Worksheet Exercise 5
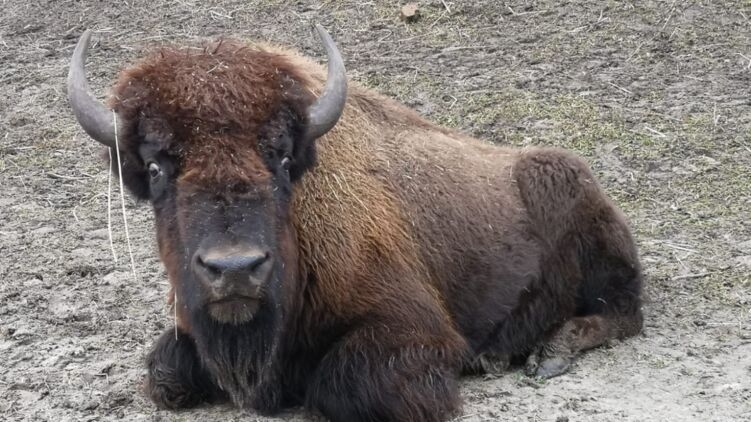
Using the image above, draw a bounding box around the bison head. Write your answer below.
[68,27,347,328]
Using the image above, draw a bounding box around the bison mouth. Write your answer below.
[207,295,262,325]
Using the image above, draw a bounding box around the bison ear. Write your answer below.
[118,152,152,199]
[99,147,151,200]
[289,127,317,182]
[279,24,345,182]
[272,82,316,182]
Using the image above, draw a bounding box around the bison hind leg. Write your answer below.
[524,233,644,378]
[526,217,644,378]
[514,147,644,379]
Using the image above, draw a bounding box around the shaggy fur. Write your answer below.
[100,38,643,422]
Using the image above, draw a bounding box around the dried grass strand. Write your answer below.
[113,111,138,281]
[174,292,178,340]
[106,148,119,264]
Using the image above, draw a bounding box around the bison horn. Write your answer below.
[68,29,120,149]
[305,25,348,141]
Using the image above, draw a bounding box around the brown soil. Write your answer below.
[1,1,749,421]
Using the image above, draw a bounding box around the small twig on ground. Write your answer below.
[706,322,745,327]
[644,126,667,138]
[209,9,233,20]
[713,103,721,127]
[662,243,698,254]
[440,0,451,13]
[76,169,95,178]
[377,31,392,43]
[596,8,608,24]
[736,53,751,70]
[46,172,86,181]
[451,413,479,421]
[446,95,458,109]
[672,272,710,281]
[684,75,706,82]
[674,254,688,271]
[669,27,678,40]
[441,45,492,53]
[626,42,643,61]
[607,81,633,95]
[429,10,448,29]
[661,0,678,32]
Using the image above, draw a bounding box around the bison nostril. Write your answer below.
[196,256,222,279]
[196,250,270,278]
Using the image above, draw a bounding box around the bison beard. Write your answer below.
[150,310,286,411]
[68,27,645,422]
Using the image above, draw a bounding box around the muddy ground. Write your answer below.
[1,0,750,421]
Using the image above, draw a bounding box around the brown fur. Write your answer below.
[100,37,644,422]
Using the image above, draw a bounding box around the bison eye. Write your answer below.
[280,156,292,171]
[148,162,162,180]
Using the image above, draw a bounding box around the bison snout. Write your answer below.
[193,246,273,294]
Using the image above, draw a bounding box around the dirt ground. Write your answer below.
[1,0,749,421]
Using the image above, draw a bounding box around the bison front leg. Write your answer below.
[145,328,225,409]
[306,325,465,422]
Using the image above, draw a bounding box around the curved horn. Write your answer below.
[68,29,119,148]
[305,25,348,141]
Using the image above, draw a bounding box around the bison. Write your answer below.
[67,26,643,422]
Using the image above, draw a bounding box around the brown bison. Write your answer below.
[67,26,643,422]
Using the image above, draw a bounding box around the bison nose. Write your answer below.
[194,247,271,284]
[201,253,268,274]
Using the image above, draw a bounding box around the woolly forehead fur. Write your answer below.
[109,39,315,187]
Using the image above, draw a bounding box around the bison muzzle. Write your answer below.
[67,25,644,422]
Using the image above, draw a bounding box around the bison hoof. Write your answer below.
[531,356,571,379]
[525,346,572,379]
